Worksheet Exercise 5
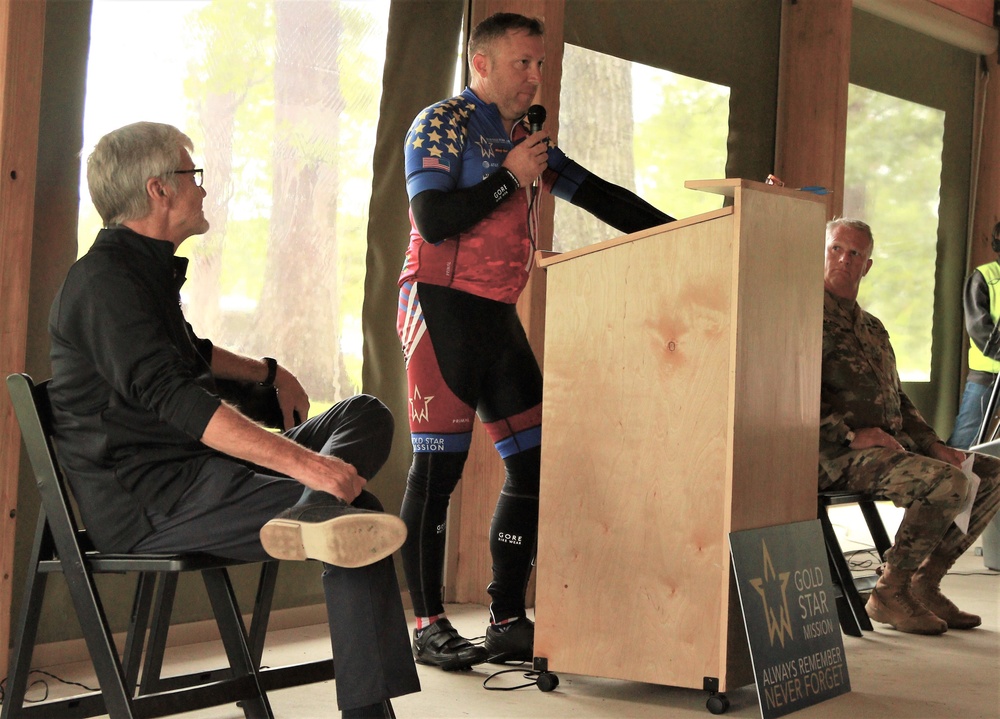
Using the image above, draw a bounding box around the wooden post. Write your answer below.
[773,0,852,219]
[969,51,1000,270]
[446,0,564,606]
[0,0,46,674]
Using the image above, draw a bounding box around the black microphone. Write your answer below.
[527,104,546,134]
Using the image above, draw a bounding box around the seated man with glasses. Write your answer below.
[48,121,419,719]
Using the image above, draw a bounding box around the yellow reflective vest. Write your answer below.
[969,261,1000,373]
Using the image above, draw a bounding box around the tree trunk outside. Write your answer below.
[553,45,635,252]
[257,0,351,399]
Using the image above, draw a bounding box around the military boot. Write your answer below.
[910,554,982,630]
[865,564,948,635]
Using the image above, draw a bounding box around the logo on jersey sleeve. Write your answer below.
[409,385,434,423]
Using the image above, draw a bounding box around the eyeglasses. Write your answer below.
[174,168,204,187]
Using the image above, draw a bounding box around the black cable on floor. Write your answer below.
[0,669,100,706]
[482,666,542,691]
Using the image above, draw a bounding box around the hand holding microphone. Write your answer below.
[527,104,546,134]
[503,104,549,187]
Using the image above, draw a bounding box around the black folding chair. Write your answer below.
[818,490,893,637]
[2,373,334,719]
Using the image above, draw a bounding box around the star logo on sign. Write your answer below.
[749,540,795,648]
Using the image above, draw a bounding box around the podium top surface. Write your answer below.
[684,177,829,204]
[538,179,828,269]
[537,207,731,268]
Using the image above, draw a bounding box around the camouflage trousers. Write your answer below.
[820,448,1000,571]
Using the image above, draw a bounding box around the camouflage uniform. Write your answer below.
[820,290,1000,571]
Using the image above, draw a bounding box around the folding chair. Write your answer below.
[2,373,335,719]
[818,489,893,637]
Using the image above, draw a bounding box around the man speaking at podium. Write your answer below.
[395,12,673,670]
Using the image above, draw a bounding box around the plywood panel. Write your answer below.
[536,181,825,693]
[729,188,825,533]
[536,215,737,687]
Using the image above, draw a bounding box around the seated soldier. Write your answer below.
[819,218,1000,635]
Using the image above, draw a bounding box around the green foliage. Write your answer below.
[845,84,945,381]
[555,46,730,252]
[633,68,730,219]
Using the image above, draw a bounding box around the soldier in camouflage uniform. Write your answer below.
[820,218,1000,635]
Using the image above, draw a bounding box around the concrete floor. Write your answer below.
[8,512,1000,719]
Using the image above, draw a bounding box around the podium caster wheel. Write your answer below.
[706,693,729,714]
[536,672,560,692]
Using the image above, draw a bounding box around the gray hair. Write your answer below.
[468,12,544,65]
[826,217,874,253]
[86,122,193,226]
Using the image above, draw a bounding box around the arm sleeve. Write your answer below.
[819,400,854,449]
[410,168,521,244]
[964,270,1000,357]
[544,144,674,234]
[899,390,943,453]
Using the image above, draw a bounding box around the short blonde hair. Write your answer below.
[826,217,874,254]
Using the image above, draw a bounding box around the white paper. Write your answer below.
[954,454,981,534]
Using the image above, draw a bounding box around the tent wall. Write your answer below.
[0,0,998,667]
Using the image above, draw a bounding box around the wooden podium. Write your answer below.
[533,179,827,695]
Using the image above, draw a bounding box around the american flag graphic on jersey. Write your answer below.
[397,281,426,368]
[407,99,470,176]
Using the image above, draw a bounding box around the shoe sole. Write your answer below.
[413,653,484,671]
[260,513,406,568]
[486,650,532,665]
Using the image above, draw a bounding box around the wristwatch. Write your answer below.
[844,429,856,446]
[260,357,278,387]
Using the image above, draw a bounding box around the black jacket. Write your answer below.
[48,227,222,551]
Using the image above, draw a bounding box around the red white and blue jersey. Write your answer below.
[400,87,550,305]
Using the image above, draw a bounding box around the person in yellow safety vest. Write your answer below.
[948,221,1000,449]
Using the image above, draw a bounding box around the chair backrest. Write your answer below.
[6,373,93,559]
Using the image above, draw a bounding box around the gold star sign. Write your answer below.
[749,540,795,648]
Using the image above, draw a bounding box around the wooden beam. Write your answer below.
[774,0,852,219]
[970,51,1000,270]
[0,0,46,675]
[855,0,998,54]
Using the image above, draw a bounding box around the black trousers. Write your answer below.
[132,395,420,711]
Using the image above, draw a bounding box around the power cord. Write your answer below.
[483,666,545,691]
[0,669,100,705]
[847,548,880,571]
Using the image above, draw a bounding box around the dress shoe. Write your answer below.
[412,618,487,671]
[485,617,534,664]
[260,497,406,568]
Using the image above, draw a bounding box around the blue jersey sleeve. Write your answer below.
[404,98,468,200]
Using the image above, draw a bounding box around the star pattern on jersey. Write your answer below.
[407,97,473,172]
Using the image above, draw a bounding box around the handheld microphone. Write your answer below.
[527,105,546,134]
